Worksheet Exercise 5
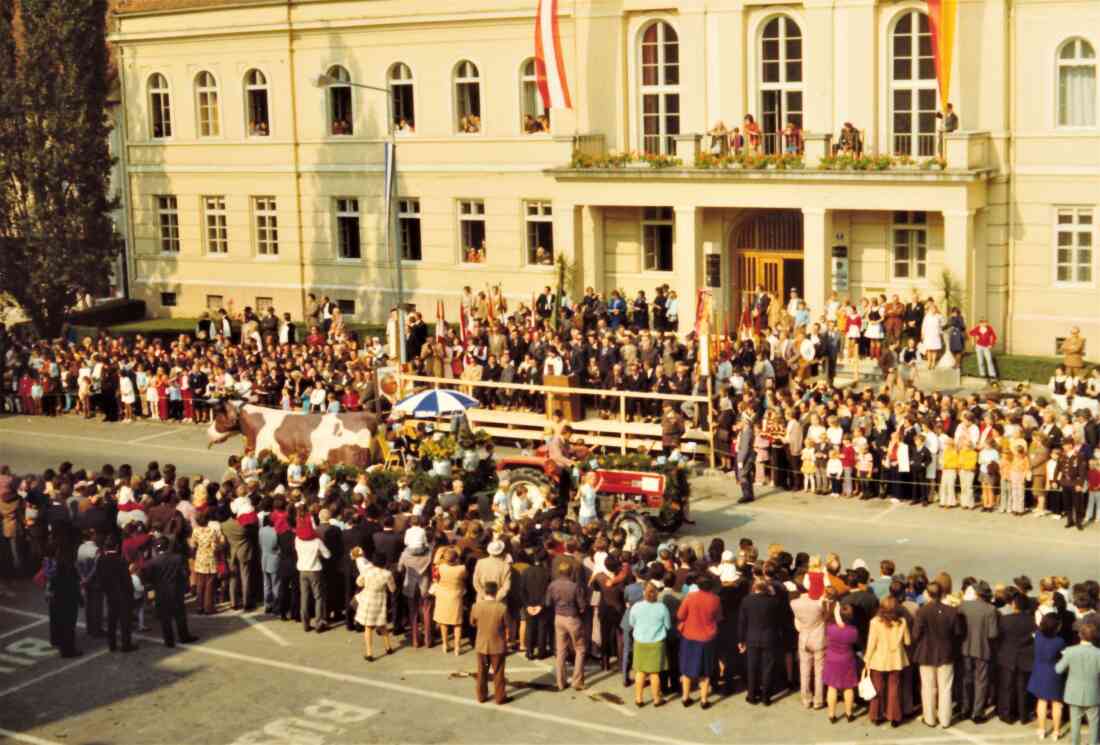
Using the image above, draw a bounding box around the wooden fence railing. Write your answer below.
[395,372,716,467]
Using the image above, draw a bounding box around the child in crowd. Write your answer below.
[958,440,978,509]
[826,450,843,497]
[1006,445,1029,515]
[979,438,1000,511]
[130,562,149,631]
[856,442,874,498]
[800,440,817,494]
[840,436,856,497]
[814,437,830,495]
[1086,457,1100,525]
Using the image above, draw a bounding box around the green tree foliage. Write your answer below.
[0,0,122,337]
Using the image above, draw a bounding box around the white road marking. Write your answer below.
[239,611,291,648]
[0,619,48,640]
[0,428,218,458]
[868,501,905,523]
[0,728,68,745]
[127,427,188,444]
[143,636,679,742]
[0,607,48,620]
[0,648,109,699]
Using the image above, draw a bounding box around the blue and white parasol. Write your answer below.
[393,389,480,418]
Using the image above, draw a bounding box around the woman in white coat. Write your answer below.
[920,302,944,370]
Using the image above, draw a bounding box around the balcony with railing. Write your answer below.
[553,129,995,183]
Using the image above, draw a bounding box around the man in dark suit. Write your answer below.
[1056,435,1090,529]
[98,535,135,652]
[736,414,756,504]
[913,581,962,728]
[142,537,198,647]
[959,581,998,723]
[995,591,1035,724]
[751,285,771,332]
[738,578,783,705]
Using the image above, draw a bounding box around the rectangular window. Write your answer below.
[337,299,356,316]
[247,90,269,136]
[206,294,224,310]
[393,84,414,129]
[459,199,486,263]
[253,196,278,256]
[1055,207,1094,284]
[398,198,422,261]
[157,195,180,253]
[642,207,674,272]
[203,196,228,254]
[160,292,178,307]
[330,87,353,135]
[525,201,554,265]
[892,210,928,279]
[256,296,274,313]
[336,198,361,259]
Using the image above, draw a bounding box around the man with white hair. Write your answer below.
[473,539,511,601]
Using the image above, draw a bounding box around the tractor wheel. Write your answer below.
[612,511,652,553]
[501,467,553,508]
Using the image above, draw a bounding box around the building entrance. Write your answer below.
[732,210,804,326]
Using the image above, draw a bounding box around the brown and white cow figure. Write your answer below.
[207,402,382,468]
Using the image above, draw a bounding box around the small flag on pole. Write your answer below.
[535,0,572,110]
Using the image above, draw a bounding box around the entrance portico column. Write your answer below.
[802,207,832,323]
[943,209,976,321]
[674,206,702,335]
[555,202,580,296]
[579,205,604,295]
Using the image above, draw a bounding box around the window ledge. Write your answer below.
[206,252,230,258]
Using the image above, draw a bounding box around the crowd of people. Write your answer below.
[2,281,1099,534]
[1,455,1099,741]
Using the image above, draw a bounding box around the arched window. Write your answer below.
[388,63,415,132]
[195,71,220,137]
[890,9,937,157]
[244,69,269,137]
[1058,38,1097,127]
[148,73,172,139]
[454,60,481,133]
[639,21,680,155]
[520,58,549,134]
[326,65,353,135]
[759,16,802,154]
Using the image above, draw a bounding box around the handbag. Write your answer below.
[858,668,877,700]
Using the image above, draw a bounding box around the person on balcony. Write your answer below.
[783,119,803,154]
[743,114,762,153]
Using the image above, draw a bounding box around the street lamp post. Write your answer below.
[313,73,405,365]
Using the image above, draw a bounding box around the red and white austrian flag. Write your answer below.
[535,0,572,110]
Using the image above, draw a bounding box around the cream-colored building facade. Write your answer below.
[110,0,1100,356]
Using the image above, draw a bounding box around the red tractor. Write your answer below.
[495,445,684,548]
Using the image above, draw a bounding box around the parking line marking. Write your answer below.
[0,428,218,458]
[0,728,67,745]
[145,638,686,742]
[0,619,49,640]
[127,428,187,444]
[0,649,108,699]
[239,612,291,648]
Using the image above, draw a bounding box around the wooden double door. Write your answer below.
[736,250,804,323]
